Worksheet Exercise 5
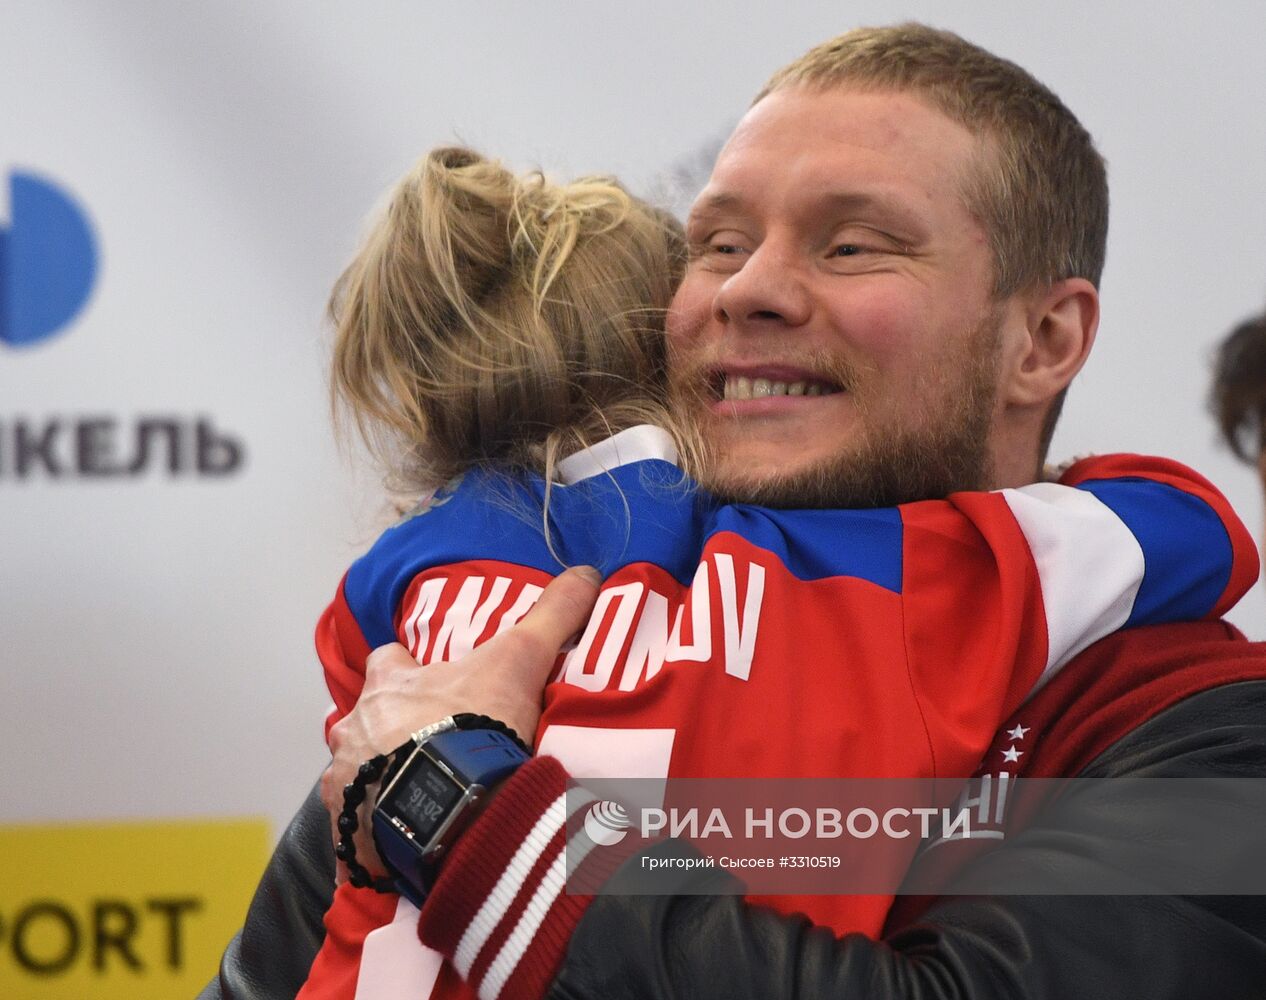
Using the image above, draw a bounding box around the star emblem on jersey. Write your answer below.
[1001,745,1023,763]
[1006,724,1030,741]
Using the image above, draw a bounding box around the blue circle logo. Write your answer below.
[0,171,99,348]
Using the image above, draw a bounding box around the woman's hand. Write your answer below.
[320,565,602,879]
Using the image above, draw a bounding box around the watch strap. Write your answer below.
[428,728,531,786]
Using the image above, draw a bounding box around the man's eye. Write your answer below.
[832,244,863,257]
[688,240,749,270]
[688,240,744,259]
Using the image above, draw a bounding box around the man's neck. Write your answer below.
[986,422,1044,490]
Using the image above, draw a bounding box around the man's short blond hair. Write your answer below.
[757,23,1108,299]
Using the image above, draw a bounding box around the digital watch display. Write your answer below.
[372,726,529,907]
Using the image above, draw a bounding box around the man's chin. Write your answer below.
[701,459,881,510]
[700,457,836,509]
[700,434,994,510]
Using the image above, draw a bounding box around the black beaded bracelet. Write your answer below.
[337,751,398,892]
[336,713,530,895]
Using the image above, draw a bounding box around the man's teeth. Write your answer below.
[722,376,840,400]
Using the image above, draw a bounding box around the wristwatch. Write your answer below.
[372,718,530,907]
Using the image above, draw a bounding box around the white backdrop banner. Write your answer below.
[3,1,1266,994]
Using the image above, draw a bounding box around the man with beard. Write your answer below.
[204,23,1266,1000]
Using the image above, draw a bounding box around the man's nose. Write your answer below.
[712,242,813,329]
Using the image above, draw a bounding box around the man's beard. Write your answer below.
[675,311,1002,510]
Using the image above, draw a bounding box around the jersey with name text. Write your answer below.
[299,429,1257,1000]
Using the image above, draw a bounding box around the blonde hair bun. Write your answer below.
[330,146,691,493]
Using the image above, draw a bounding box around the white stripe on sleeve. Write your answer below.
[453,792,569,977]
[480,819,604,1000]
[1001,483,1145,691]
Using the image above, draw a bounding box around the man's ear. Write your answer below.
[1004,277,1099,407]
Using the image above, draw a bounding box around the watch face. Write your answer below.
[389,754,465,842]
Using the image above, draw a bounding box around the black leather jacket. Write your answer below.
[201,634,1266,999]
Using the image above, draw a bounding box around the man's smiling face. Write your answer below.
[668,86,1017,507]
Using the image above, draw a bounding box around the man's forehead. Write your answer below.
[694,95,976,212]
[730,86,969,152]
[687,87,985,227]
